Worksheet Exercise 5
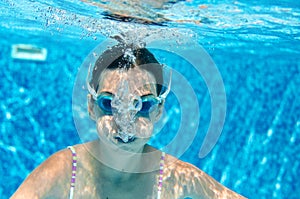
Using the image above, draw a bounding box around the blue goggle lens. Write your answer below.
[96,94,159,117]
[96,95,113,114]
[138,97,159,116]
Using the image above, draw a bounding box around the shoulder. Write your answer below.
[11,147,74,199]
[162,154,246,199]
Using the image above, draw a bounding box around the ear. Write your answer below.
[87,94,97,121]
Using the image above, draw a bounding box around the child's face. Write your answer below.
[93,67,159,151]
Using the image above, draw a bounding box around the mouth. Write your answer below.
[114,136,136,143]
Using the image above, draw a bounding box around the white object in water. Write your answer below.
[11,44,47,61]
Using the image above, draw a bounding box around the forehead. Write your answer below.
[98,67,157,96]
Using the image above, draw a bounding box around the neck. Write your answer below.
[86,140,159,182]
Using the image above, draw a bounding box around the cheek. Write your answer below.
[96,115,154,139]
[96,116,117,138]
[94,105,108,119]
[135,118,154,139]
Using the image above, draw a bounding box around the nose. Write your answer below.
[111,94,142,124]
[110,78,142,142]
[111,78,142,118]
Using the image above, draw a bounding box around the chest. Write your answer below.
[72,169,160,199]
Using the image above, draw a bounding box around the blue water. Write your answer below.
[1,0,300,198]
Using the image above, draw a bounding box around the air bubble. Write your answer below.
[111,77,142,142]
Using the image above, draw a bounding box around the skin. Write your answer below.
[11,66,247,199]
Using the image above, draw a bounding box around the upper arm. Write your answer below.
[188,165,244,199]
[162,157,246,199]
[186,164,246,199]
[11,149,72,199]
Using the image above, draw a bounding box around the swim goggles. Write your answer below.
[95,93,164,117]
[87,66,172,118]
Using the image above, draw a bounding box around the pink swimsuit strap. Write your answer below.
[67,146,77,199]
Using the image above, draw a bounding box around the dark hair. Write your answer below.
[90,45,163,95]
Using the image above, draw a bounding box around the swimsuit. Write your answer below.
[67,146,77,199]
[67,146,165,199]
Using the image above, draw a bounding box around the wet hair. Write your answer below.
[90,45,163,95]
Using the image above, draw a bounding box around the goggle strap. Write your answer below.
[159,69,172,101]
